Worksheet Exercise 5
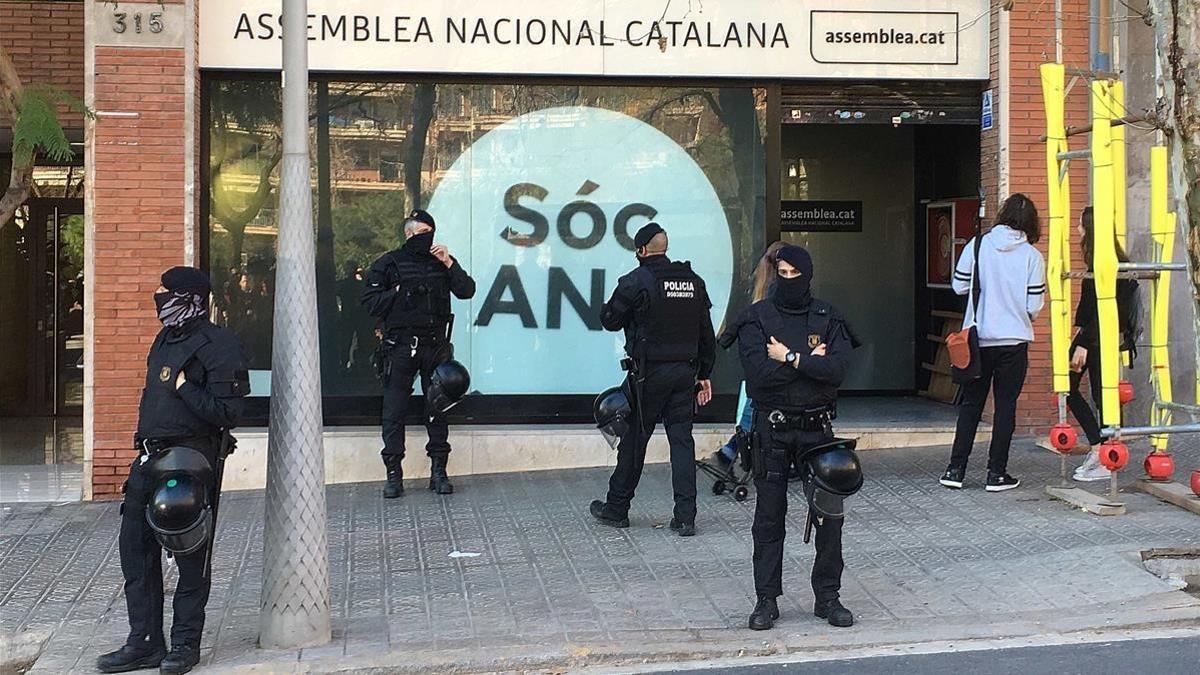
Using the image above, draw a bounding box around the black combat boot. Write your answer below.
[669,518,696,537]
[382,455,403,499]
[429,455,454,494]
[589,500,630,528]
[158,644,200,674]
[96,638,166,673]
[814,599,854,627]
[748,596,780,630]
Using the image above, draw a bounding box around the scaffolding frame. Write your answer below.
[1039,63,1191,509]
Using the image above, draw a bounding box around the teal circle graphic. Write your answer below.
[430,105,732,395]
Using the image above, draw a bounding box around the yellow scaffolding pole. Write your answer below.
[1148,147,1173,450]
[1091,81,1122,427]
[1041,63,1073,397]
[1110,82,1128,250]
[1109,82,1134,369]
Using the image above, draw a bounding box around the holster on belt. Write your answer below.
[749,425,767,479]
[374,337,397,384]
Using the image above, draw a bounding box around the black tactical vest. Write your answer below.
[382,249,452,336]
[746,299,838,410]
[631,261,705,363]
[136,321,246,448]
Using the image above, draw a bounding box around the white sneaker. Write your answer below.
[1074,450,1100,477]
[1073,463,1112,482]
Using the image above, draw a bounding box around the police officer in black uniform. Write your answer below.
[589,223,716,536]
[98,267,249,674]
[730,245,860,630]
[362,209,476,498]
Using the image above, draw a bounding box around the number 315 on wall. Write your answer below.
[112,11,164,34]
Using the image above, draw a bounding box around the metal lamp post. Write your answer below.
[258,0,331,650]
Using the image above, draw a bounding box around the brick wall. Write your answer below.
[90,43,189,498]
[980,1,1001,219]
[0,0,85,125]
[983,3,1093,438]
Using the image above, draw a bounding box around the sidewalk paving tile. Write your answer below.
[3,439,1199,673]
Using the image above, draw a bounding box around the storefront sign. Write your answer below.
[780,201,862,233]
[199,0,989,80]
[429,106,732,394]
[810,11,959,65]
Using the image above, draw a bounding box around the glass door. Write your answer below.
[0,199,84,416]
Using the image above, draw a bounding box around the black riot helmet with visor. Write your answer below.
[594,386,633,449]
[427,360,471,416]
[144,446,215,555]
[800,438,864,519]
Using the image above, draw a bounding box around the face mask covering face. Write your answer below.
[155,290,207,327]
[774,273,811,309]
[405,231,435,255]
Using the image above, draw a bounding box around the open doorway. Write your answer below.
[775,106,981,429]
[1,197,85,502]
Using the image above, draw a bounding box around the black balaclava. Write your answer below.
[405,231,435,256]
[773,244,813,310]
[156,266,210,328]
[404,209,436,256]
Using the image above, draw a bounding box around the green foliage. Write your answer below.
[332,190,406,272]
[60,214,85,270]
[11,86,90,166]
[210,79,281,133]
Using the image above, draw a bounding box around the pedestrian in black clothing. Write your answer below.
[1068,206,1137,482]
[97,267,249,675]
[589,222,716,536]
[336,261,375,374]
[726,244,861,630]
[362,209,476,498]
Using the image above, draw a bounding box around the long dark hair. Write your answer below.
[1080,206,1129,270]
[994,193,1041,244]
[750,241,787,303]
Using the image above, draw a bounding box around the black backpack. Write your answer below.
[1116,278,1141,357]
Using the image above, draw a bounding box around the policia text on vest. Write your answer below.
[588,223,717,537]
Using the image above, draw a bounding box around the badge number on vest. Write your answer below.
[663,280,695,299]
[159,366,171,382]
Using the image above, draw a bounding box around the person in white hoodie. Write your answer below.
[940,194,1046,492]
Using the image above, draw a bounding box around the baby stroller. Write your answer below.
[696,384,753,502]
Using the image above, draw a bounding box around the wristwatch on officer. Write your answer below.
[785,350,798,366]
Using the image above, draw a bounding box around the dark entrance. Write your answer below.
[1,197,86,502]
[0,198,85,417]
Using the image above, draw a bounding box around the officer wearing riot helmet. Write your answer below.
[590,222,716,536]
[725,245,862,630]
[362,209,476,498]
[97,267,249,675]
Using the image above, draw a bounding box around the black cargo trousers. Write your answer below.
[118,450,215,651]
[605,361,699,524]
[750,413,844,604]
[380,334,452,460]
